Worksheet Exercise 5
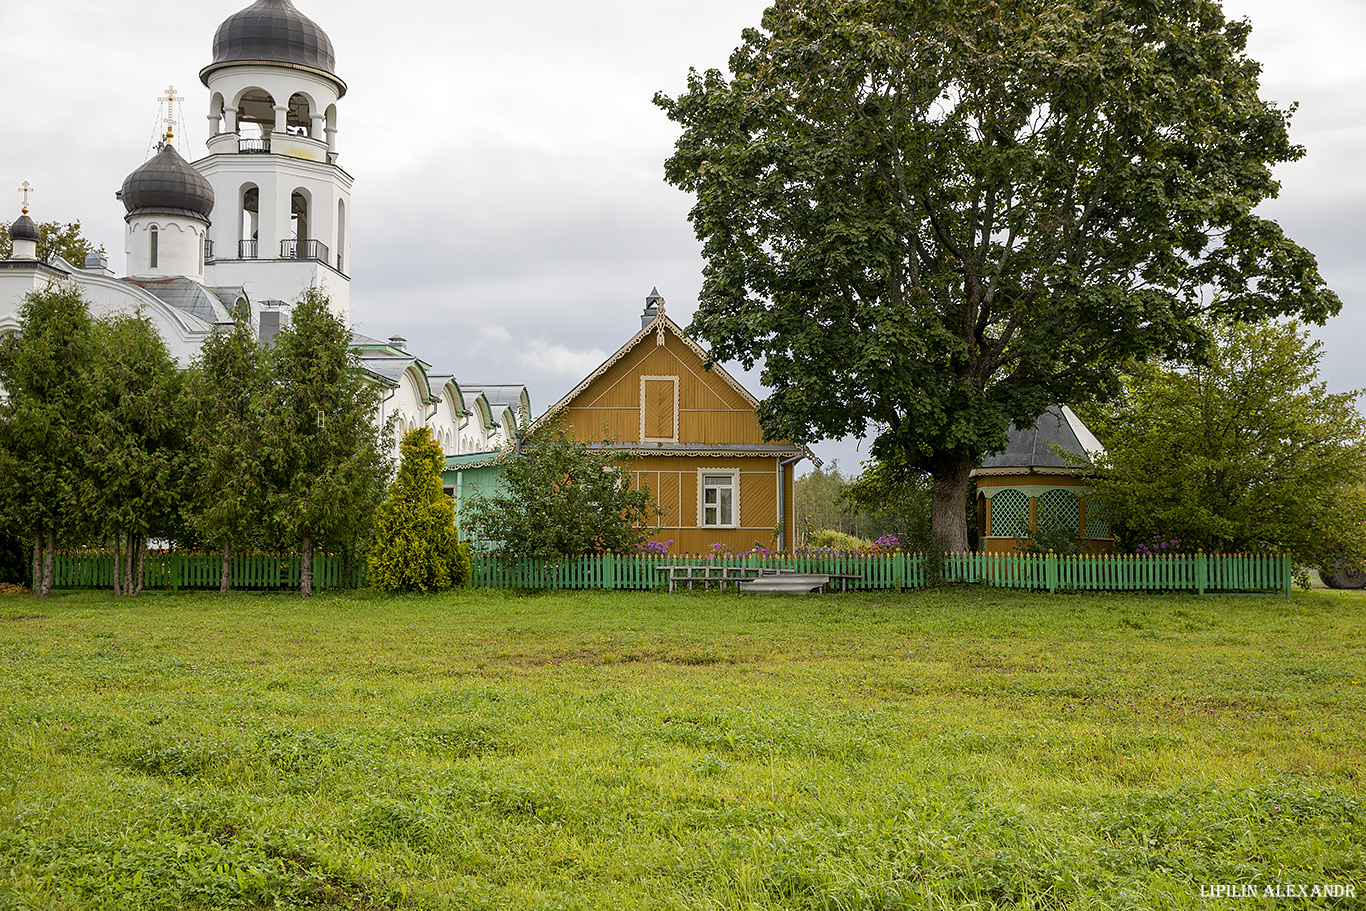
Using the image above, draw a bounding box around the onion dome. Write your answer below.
[120,144,215,223]
[201,0,342,92]
[9,211,39,242]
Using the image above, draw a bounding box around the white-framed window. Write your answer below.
[698,469,740,527]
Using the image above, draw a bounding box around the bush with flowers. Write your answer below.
[634,539,673,556]
[1133,535,1181,556]
[793,532,908,558]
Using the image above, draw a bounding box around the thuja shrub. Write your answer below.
[370,427,470,592]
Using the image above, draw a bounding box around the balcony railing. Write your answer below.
[238,138,271,154]
[239,239,258,259]
[280,239,330,263]
[203,238,214,262]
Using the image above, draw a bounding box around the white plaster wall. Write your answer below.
[125,216,206,279]
[197,151,352,320]
[204,257,348,318]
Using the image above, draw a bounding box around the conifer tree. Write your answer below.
[0,286,99,596]
[371,427,470,592]
[187,299,268,592]
[87,311,189,595]
[264,288,388,596]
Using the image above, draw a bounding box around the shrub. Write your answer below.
[370,428,469,592]
[806,529,870,552]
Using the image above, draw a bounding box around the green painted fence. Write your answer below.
[468,551,1291,597]
[50,551,367,592]
[49,550,1290,596]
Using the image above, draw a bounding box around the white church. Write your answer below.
[0,0,526,460]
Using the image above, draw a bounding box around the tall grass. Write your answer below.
[1,587,1363,909]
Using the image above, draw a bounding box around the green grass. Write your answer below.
[1,586,1363,909]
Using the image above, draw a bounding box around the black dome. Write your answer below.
[204,0,340,86]
[9,213,39,242]
[120,145,215,223]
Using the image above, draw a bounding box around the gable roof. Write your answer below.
[972,405,1105,476]
[534,312,759,431]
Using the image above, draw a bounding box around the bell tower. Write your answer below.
[196,0,352,321]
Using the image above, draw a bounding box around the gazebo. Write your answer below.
[971,405,1112,553]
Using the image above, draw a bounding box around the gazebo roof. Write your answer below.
[973,405,1104,476]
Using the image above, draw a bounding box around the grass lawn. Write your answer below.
[1,586,1363,909]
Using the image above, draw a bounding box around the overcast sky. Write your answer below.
[2,0,1362,474]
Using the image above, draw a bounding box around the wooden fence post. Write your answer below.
[1196,552,1207,596]
[1046,551,1057,594]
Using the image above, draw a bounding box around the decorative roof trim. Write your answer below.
[970,466,1096,478]
[199,60,347,97]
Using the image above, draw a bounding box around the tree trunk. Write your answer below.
[220,541,232,593]
[133,536,146,596]
[41,530,55,598]
[300,534,313,598]
[929,458,974,553]
[112,535,123,597]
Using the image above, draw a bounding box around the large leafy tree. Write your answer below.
[0,286,99,596]
[370,427,470,592]
[464,424,662,559]
[264,288,388,597]
[1083,320,1366,570]
[0,220,104,267]
[87,311,191,595]
[187,300,270,592]
[656,0,1340,549]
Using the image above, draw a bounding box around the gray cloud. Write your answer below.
[3,0,1363,478]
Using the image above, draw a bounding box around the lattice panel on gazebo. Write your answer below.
[1036,489,1081,535]
[990,489,1029,538]
[1084,499,1110,539]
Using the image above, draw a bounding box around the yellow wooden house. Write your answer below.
[532,291,812,555]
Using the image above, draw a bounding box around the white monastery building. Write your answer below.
[0,0,525,458]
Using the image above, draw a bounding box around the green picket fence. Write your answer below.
[48,550,1289,596]
[50,551,367,592]
[468,551,1291,596]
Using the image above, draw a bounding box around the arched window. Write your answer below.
[239,185,259,258]
[286,93,313,136]
[234,88,276,140]
[208,93,225,135]
[290,190,309,241]
[336,199,346,272]
[149,225,159,269]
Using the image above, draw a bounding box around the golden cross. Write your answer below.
[17,181,32,214]
[159,85,183,141]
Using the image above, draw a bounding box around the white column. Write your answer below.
[273,104,288,134]
[310,113,325,140]
[224,106,239,132]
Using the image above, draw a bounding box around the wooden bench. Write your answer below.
[654,565,862,593]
